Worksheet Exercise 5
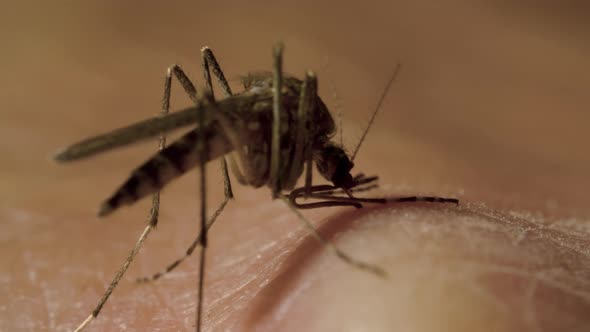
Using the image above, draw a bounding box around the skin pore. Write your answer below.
[1,1,590,331]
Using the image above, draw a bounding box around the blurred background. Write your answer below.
[1,1,589,331]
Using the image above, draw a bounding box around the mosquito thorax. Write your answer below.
[240,71,346,190]
[241,71,336,138]
[315,143,355,189]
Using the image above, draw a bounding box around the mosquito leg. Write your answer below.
[288,185,364,209]
[387,196,459,205]
[270,42,284,197]
[74,224,155,332]
[166,64,200,103]
[202,46,272,188]
[288,70,316,195]
[73,66,175,331]
[128,50,238,331]
[200,46,234,200]
[289,181,458,209]
[194,52,234,332]
[147,94,262,331]
[195,95,208,332]
[135,197,230,283]
[280,196,387,278]
[304,151,313,196]
[303,194,458,210]
[200,46,233,98]
[281,185,455,282]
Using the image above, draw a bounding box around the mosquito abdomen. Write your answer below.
[98,125,236,217]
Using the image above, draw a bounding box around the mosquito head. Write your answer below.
[315,143,356,189]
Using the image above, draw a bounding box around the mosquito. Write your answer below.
[55,43,458,332]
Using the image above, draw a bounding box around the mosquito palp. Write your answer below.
[57,43,458,332]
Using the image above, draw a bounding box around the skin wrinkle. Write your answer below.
[243,203,590,330]
[476,269,589,331]
[204,232,301,331]
[459,204,590,256]
[418,208,590,300]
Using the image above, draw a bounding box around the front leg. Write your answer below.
[200,46,234,199]
[288,175,458,210]
[270,42,284,197]
[71,63,191,331]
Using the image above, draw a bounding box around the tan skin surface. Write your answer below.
[2,1,590,331]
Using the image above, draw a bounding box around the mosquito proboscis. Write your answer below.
[55,43,458,332]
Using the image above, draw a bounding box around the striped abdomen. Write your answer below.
[98,125,235,217]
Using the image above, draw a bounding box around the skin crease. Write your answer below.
[1,1,590,331]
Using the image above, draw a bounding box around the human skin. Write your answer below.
[1,1,590,331]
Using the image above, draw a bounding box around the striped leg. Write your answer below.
[277,73,387,279]
[201,46,234,200]
[270,42,284,197]
[288,176,459,209]
[131,47,238,331]
[73,65,186,331]
[289,70,316,195]
[281,196,387,277]
[195,85,208,332]
[134,47,240,284]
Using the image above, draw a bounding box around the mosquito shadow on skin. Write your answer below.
[243,201,459,328]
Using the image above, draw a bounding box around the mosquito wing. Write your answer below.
[54,91,273,162]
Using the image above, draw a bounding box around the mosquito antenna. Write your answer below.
[351,63,402,161]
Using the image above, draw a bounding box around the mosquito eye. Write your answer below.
[330,156,354,188]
